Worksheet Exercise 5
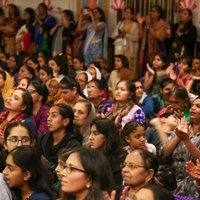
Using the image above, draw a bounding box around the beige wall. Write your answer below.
[4,0,117,37]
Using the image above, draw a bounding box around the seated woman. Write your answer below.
[17,77,31,90]
[106,80,145,129]
[114,149,158,200]
[60,146,113,200]
[132,79,153,117]
[28,80,49,136]
[46,78,61,106]
[89,118,126,186]
[37,104,82,185]
[121,121,156,154]
[39,65,53,86]
[96,57,110,82]
[26,57,40,77]
[157,85,191,121]
[0,88,37,136]
[160,98,200,183]
[75,71,92,97]
[3,146,58,200]
[7,55,23,80]
[151,78,175,117]
[17,65,36,83]
[57,76,85,108]
[108,55,134,96]
[48,58,65,79]
[190,57,200,77]
[73,100,96,146]
[0,71,14,99]
[68,56,86,79]
[38,56,49,68]
[87,79,112,115]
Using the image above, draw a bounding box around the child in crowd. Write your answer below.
[144,52,167,96]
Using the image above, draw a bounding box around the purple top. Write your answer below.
[30,103,50,136]
[173,195,200,200]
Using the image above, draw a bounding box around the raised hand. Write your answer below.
[166,63,174,76]
[169,70,176,81]
[120,186,129,200]
[114,110,122,127]
[145,15,151,25]
[146,63,155,75]
[166,26,171,35]
[186,161,197,179]
[175,116,190,141]
[164,105,173,113]
[136,13,144,24]
[103,190,116,200]
[56,22,64,27]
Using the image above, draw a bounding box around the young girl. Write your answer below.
[39,66,53,86]
[170,56,192,88]
[3,146,58,200]
[190,57,200,77]
[121,121,156,154]
[144,52,167,96]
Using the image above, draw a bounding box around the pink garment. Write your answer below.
[22,31,31,52]
[175,74,190,86]
[121,104,142,127]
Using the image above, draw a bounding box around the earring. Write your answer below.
[145,179,149,185]
[86,184,90,188]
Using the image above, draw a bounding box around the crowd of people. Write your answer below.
[0,1,199,200]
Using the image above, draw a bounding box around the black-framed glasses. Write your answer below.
[48,84,59,90]
[169,101,180,105]
[7,138,31,147]
[61,163,86,174]
[28,89,37,94]
[120,162,146,170]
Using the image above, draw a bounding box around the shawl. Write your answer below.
[76,71,92,98]
[97,99,113,114]
[0,110,25,134]
[46,78,61,104]
[37,131,74,164]
[106,100,135,121]
[92,66,102,80]
[2,71,14,99]
[80,101,96,147]
[84,21,107,60]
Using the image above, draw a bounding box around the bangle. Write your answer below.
[190,77,195,82]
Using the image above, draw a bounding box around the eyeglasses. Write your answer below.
[124,11,131,14]
[48,84,59,90]
[76,79,86,83]
[120,162,146,170]
[28,89,37,94]
[60,163,86,174]
[8,59,16,62]
[7,138,31,147]
[87,86,97,90]
[169,101,180,105]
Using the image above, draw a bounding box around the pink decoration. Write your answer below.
[86,0,100,10]
[111,0,126,10]
[0,0,9,8]
[179,0,197,10]
[43,0,53,11]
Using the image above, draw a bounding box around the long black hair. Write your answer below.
[24,7,35,29]
[90,118,125,166]
[8,146,58,200]
[51,104,83,144]
[61,146,113,200]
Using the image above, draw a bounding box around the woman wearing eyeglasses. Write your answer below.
[37,104,82,186]
[114,149,158,200]
[112,7,139,76]
[3,146,58,200]
[46,78,61,106]
[28,80,49,136]
[60,146,113,200]
[87,79,112,115]
[0,88,37,138]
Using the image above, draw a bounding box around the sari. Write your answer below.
[2,17,21,55]
[33,14,55,54]
[84,21,107,67]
